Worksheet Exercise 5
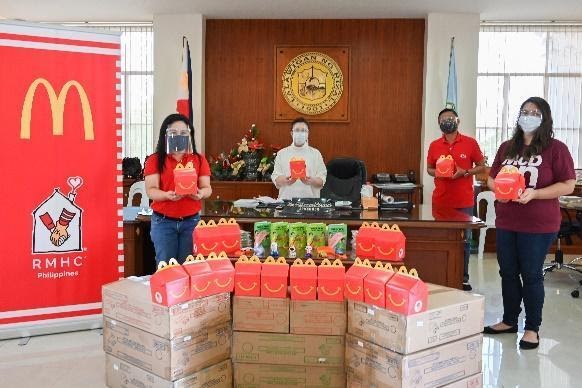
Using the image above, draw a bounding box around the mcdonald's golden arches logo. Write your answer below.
[20,78,94,140]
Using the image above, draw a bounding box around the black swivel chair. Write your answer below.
[543,208,582,297]
[321,158,367,206]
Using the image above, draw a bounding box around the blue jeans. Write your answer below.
[458,207,473,283]
[150,213,200,265]
[496,228,557,332]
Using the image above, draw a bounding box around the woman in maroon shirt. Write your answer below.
[484,97,575,349]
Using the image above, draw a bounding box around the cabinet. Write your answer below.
[210,181,278,200]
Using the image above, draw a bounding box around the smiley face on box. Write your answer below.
[375,224,406,261]
[193,218,241,256]
[234,255,262,296]
[494,165,526,201]
[363,261,395,309]
[182,255,215,299]
[317,258,346,302]
[150,258,191,306]
[289,158,306,179]
[261,256,289,298]
[384,267,428,315]
[290,258,317,300]
[435,154,455,178]
[345,258,373,302]
[173,160,198,196]
[206,252,235,294]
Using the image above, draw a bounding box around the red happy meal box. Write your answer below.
[290,258,317,300]
[289,157,307,179]
[317,258,346,302]
[173,160,198,196]
[494,165,526,200]
[261,256,289,298]
[374,224,406,261]
[363,261,395,308]
[385,267,428,315]
[345,258,373,302]
[149,259,191,306]
[234,255,262,296]
[435,154,455,178]
[182,254,215,299]
[355,222,378,259]
[193,218,241,256]
[206,251,235,294]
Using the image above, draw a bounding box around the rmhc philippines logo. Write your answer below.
[20,77,94,140]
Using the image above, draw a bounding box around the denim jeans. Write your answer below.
[496,228,557,332]
[150,213,200,265]
[457,207,473,283]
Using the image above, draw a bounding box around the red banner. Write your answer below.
[0,21,122,332]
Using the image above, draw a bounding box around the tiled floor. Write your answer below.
[1,253,582,387]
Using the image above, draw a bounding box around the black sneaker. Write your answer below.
[462,282,472,291]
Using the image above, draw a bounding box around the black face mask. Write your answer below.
[439,119,458,134]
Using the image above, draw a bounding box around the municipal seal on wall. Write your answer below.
[282,52,343,115]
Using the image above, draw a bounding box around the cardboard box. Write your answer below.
[193,218,241,256]
[103,317,231,381]
[289,158,307,179]
[261,256,289,299]
[106,354,232,388]
[347,284,485,354]
[374,224,406,261]
[234,255,263,297]
[233,363,346,388]
[233,295,290,333]
[345,258,373,302]
[150,259,191,306]
[290,299,346,335]
[345,333,482,388]
[232,332,344,367]
[317,258,345,302]
[363,262,395,308]
[442,372,483,388]
[494,166,526,201]
[102,277,231,339]
[182,256,215,299]
[384,269,428,315]
[173,163,198,196]
[290,258,318,300]
[206,252,235,294]
[435,154,455,178]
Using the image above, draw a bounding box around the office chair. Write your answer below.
[321,157,367,205]
[543,208,582,297]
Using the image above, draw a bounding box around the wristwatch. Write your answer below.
[463,170,470,177]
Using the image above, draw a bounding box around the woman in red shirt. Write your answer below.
[484,97,575,350]
[144,113,212,265]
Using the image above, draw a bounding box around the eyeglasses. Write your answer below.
[519,109,542,118]
[167,128,191,136]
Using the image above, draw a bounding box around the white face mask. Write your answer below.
[518,116,542,133]
[292,131,308,146]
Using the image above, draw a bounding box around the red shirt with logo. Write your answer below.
[490,139,575,233]
[144,153,211,218]
[427,132,485,208]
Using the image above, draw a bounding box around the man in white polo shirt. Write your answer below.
[271,117,327,200]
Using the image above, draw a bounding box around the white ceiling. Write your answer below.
[1,0,582,22]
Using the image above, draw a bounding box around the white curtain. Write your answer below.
[477,23,582,168]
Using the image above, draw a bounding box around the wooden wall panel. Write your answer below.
[205,19,425,180]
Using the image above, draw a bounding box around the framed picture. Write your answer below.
[274,46,350,122]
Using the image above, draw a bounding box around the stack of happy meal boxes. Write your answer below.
[231,255,346,387]
[344,259,485,388]
[102,254,235,388]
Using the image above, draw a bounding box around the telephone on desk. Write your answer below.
[373,171,416,184]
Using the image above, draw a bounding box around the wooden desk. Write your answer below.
[210,181,277,201]
[123,202,483,289]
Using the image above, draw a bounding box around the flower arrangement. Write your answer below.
[210,124,280,181]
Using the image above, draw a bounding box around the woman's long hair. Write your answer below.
[154,113,198,173]
[505,96,554,160]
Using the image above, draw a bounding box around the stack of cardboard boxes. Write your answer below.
[345,284,485,387]
[231,296,347,387]
[102,277,233,387]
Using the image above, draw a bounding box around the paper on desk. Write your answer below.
[233,199,259,208]
[255,196,284,204]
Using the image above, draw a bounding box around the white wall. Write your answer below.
[153,14,205,152]
[421,13,480,203]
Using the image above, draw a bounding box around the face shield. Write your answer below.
[165,126,193,154]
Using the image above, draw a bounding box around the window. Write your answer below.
[60,23,154,164]
[477,24,582,167]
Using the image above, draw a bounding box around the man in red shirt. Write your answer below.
[427,108,486,291]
